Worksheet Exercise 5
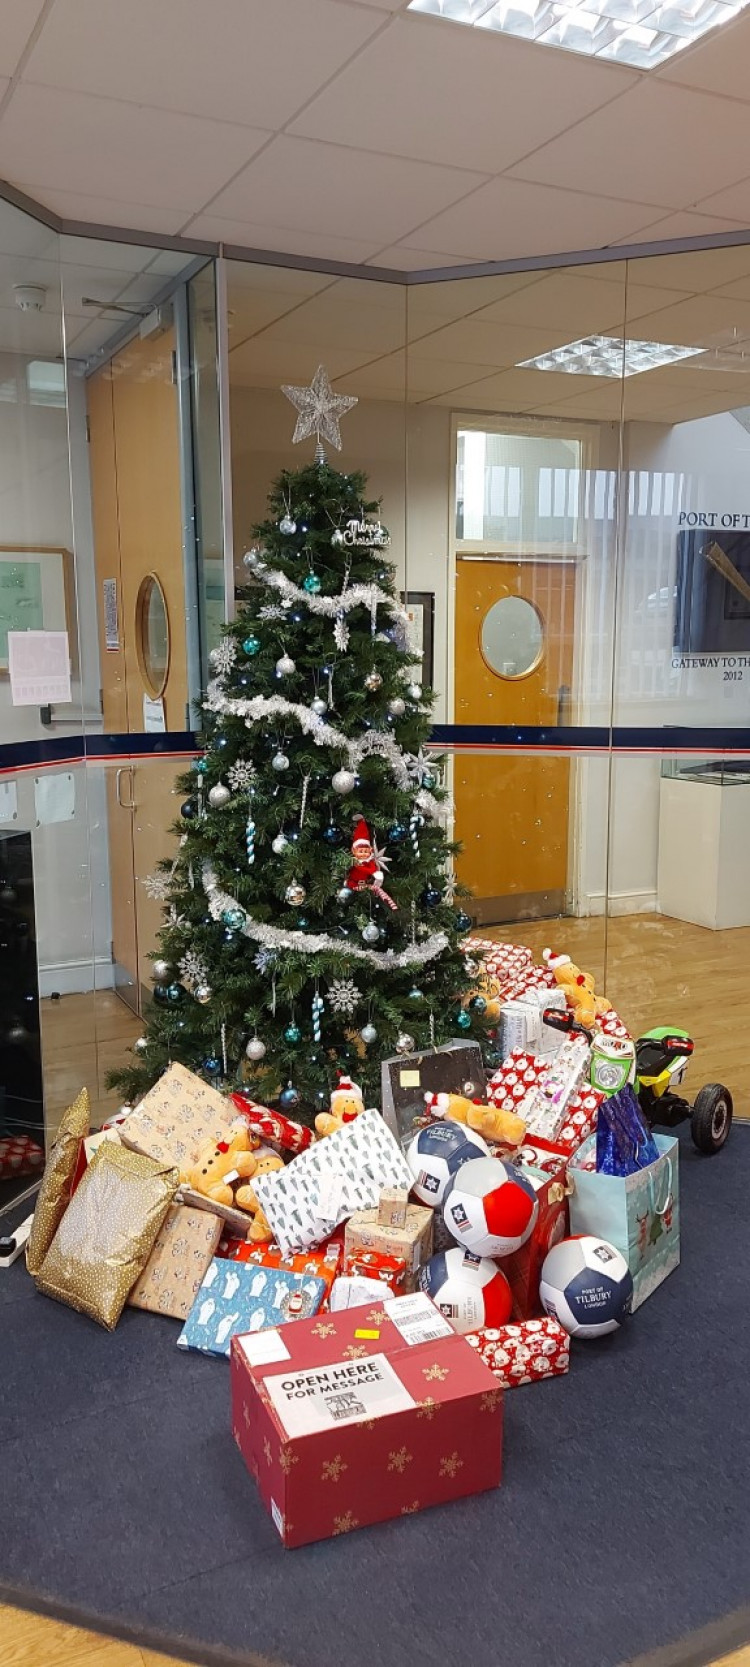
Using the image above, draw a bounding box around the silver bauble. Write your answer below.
[245,1036,267,1061]
[396,1032,415,1054]
[332,768,356,795]
[362,921,380,944]
[361,1022,378,1045]
[364,670,383,692]
[279,515,296,535]
[331,528,345,546]
[285,881,306,905]
[272,751,290,772]
[208,782,231,808]
[336,886,351,904]
[276,654,296,676]
[311,696,327,717]
[134,1036,148,1053]
[152,958,170,981]
[194,984,212,1005]
[272,832,289,854]
[388,696,406,717]
[407,683,423,701]
[243,546,261,569]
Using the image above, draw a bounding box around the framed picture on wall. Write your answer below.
[400,590,435,689]
[0,547,74,674]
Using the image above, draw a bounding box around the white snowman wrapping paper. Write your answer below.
[176,1258,327,1357]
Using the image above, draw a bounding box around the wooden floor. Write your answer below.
[2,1603,749,1667]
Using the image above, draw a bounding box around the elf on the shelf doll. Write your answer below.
[346,818,397,909]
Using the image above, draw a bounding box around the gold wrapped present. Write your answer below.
[26,1088,90,1277]
[344,1203,433,1292]
[35,1142,179,1330]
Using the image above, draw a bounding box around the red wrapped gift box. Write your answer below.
[218,1237,343,1305]
[231,1292,503,1547]
[501,1161,570,1320]
[466,1317,570,1388]
[344,1247,407,1293]
[488,1051,603,1157]
[231,1093,313,1155]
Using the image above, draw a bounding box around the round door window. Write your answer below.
[135,573,170,698]
[480,595,543,680]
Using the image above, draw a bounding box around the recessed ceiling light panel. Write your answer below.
[517,335,704,377]
[407,0,748,67]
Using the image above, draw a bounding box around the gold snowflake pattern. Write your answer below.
[360,1417,377,1431]
[387,1447,413,1474]
[401,1501,421,1516]
[480,1390,503,1412]
[263,1437,273,1466]
[439,1451,464,1479]
[279,1446,299,1474]
[321,1454,348,1483]
[342,1344,368,1360]
[366,1307,387,1326]
[423,1363,449,1382]
[417,1397,441,1420]
[242,1404,252,1428]
[312,1321,336,1339]
[333,1511,360,1535]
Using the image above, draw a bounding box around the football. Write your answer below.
[419,1246,513,1334]
[539,1235,633,1338]
[442,1155,539,1258]
[406,1121,489,1207]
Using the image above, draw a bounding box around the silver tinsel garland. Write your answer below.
[263,567,410,630]
[202,862,449,969]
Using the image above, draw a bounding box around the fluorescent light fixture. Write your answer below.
[517,335,703,377]
[407,0,745,68]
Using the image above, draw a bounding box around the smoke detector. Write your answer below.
[13,284,46,312]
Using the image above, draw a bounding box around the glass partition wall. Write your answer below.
[3,197,750,1217]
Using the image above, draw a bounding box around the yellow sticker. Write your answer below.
[400,1069,421,1087]
[354,1328,380,1339]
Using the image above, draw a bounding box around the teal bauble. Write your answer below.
[166,983,184,1004]
[407,986,423,1003]
[303,573,322,594]
[284,1023,301,1045]
[243,635,260,656]
[223,907,244,930]
[456,1010,472,1031]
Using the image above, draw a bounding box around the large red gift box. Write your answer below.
[501,1159,570,1320]
[466,1317,570,1388]
[231,1292,503,1547]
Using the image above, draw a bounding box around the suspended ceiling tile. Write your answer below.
[406,314,564,367]
[398,178,664,264]
[426,364,591,410]
[22,0,384,130]
[625,291,750,346]
[655,10,750,103]
[59,235,169,272]
[623,244,750,291]
[693,177,750,224]
[183,211,385,267]
[0,303,66,355]
[367,246,461,271]
[474,271,629,334]
[203,136,488,247]
[615,210,749,247]
[0,1,45,76]
[256,294,405,356]
[506,82,750,212]
[534,382,632,418]
[227,337,372,386]
[289,16,636,175]
[0,85,271,213]
[49,192,190,236]
[406,273,543,324]
[337,0,407,8]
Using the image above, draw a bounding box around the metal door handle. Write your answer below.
[116,766,136,810]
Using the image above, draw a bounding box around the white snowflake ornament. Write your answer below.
[228,759,257,793]
[179,950,209,987]
[328,978,360,1016]
[210,638,237,676]
[143,873,170,902]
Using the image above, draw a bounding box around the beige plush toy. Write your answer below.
[543,948,612,1031]
[238,1152,285,1242]
[186,1128,260,1212]
[314,1074,366,1139]
[424,1090,526,1150]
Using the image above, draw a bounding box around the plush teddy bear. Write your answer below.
[186,1127,260,1212]
[543,948,612,1030]
[239,1152,285,1242]
[314,1074,366,1139]
[424,1090,526,1150]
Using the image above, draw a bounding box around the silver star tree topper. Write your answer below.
[282,364,357,458]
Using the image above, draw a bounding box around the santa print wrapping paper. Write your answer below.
[230,1094,313,1156]
[231,1293,503,1548]
[178,1259,328,1358]
[127,1203,223,1319]
[252,1108,412,1258]
[120,1062,237,1173]
[466,1318,570,1388]
[487,1051,603,1155]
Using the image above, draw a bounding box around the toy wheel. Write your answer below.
[691,1084,733,1154]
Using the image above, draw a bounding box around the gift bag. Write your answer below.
[569,1132,679,1310]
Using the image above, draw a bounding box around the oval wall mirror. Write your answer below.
[135,572,170,699]
[480,595,544,680]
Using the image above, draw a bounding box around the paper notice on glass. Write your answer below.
[103,578,119,650]
[34,771,75,826]
[7,631,71,706]
[264,1352,414,1439]
[0,780,17,822]
[143,695,166,733]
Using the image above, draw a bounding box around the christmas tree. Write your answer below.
[111,367,486,1124]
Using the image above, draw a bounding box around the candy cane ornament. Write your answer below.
[312,989,324,1042]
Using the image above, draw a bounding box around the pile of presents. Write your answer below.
[18,940,680,1548]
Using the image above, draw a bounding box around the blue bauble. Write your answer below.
[193,758,208,774]
[454,910,472,933]
[180,799,196,820]
[279,1084,300,1110]
[152,984,169,1005]
[322,824,343,847]
[285,1023,301,1044]
[203,1056,221,1076]
[223,907,244,930]
[243,635,260,656]
[469,994,487,1013]
[166,983,183,1004]
[389,823,407,844]
[303,573,322,594]
[407,986,423,1003]
[297,916,309,928]
[456,1010,472,1031]
[422,885,442,908]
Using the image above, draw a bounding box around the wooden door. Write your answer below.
[88,330,187,1013]
[454,558,576,925]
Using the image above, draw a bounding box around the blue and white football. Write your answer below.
[539,1235,633,1339]
[406,1122,489,1207]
